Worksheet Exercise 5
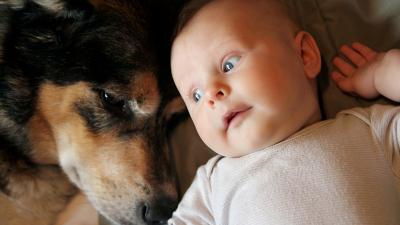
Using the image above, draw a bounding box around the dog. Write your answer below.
[0,0,187,224]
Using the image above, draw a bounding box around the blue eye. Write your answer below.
[192,88,203,103]
[222,55,241,73]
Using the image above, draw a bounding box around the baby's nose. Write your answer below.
[206,88,227,107]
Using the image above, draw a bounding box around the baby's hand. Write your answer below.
[331,42,381,99]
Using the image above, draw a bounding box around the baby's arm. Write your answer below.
[168,163,214,225]
[331,42,400,101]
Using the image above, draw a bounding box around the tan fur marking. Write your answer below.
[27,113,58,164]
[5,165,76,224]
[129,73,160,115]
[29,82,94,165]
[37,82,94,126]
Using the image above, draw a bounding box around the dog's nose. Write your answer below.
[141,197,177,224]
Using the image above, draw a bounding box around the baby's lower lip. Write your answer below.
[226,107,252,131]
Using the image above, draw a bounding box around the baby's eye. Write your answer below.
[192,88,203,103]
[222,55,241,73]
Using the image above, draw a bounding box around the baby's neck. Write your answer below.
[301,109,322,130]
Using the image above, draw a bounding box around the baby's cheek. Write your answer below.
[197,123,214,144]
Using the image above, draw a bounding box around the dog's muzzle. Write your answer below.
[139,197,178,225]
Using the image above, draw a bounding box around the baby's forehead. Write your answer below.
[173,0,296,48]
[179,0,297,39]
[171,0,298,80]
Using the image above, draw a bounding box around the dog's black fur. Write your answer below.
[0,0,186,224]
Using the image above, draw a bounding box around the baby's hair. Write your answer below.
[173,0,212,39]
[173,0,302,40]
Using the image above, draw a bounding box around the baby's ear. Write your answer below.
[294,31,321,79]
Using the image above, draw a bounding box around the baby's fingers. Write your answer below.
[339,45,366,67]
[352,42,378,61]
[332,56,355,77]
[331,71,354,93]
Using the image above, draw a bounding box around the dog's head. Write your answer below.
[0,0,186,224]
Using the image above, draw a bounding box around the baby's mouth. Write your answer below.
[223,107,252,131]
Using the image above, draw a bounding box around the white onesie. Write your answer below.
[169,104,400,225]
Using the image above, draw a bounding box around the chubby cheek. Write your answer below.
[190,113,223,153]
[243,119,272,149]
[226,116,267,155]
[195,118,215,146]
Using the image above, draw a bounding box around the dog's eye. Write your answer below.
[99,90,126,114]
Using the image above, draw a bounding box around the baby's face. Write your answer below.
[171,0,321,157]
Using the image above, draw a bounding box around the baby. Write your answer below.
[168,0,400,224]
